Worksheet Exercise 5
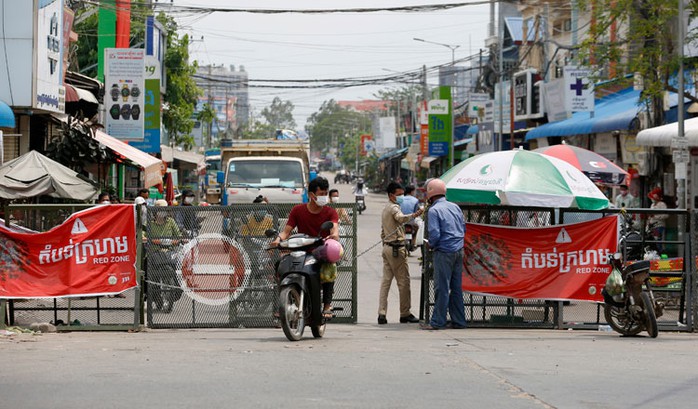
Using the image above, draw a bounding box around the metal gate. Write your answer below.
[144,203,358,328]
[419,205,696,331]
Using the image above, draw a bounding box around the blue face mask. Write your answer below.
[395,195,404,205]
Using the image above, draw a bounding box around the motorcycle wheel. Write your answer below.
[640,292,658,338]
[603,304,643,336]
[279,286,305,341]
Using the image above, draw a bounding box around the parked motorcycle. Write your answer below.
[353,179,367,215]
[602,252,664,337]
[404,222,416,255]
[618,212,659,260]
[266,221,335,341]
[146,239,184,313]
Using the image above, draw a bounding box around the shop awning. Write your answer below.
[636,116,698,147]
[161,145,205,165]
[420,156,440,168]
[0,99,15,128]
[94,130,162,188]
[65,85,98,104]
[453,137,474,148]
[525,88,642,140]
[378,147,408,161]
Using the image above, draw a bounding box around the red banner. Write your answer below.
[0,205,137,298]
[464,216,618,302]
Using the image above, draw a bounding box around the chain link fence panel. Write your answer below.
[144,203,357,328]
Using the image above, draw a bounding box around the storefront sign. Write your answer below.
[463,217,618,302]
[0,205,137,298]
[428,87,452,159]
[564,66,595,113]
[35,0,65,113]
[105,48,145,140]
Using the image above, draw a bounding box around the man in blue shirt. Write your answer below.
[422,179,467,330]
[400,185,420,215]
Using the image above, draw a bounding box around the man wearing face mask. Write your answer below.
[271,176,340,317]
[329,189,351,224]
[176,189,201,237]
[377,181,424,325]
[240,195,273,236]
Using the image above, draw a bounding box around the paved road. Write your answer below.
[3,173,698,408]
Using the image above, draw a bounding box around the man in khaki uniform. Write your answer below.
[378,181,424,324]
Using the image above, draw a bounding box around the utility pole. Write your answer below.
[207,64,213,150]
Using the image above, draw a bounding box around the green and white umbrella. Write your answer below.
[440,149,609,210]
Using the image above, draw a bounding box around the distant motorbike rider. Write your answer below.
[353,178,368,196]
[145,199,183,312]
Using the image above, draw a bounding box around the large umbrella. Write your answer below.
[0,150,99,201]
[533,144,628,185]
[441,149,609,210]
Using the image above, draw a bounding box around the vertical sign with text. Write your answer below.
[564,66,594,112]
[105,48,145,140]
[35,0,65,113]
[428,86,452,160]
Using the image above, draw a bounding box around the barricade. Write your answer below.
[1,204,141,331]
[143,203,358,329]
[420,205,695,331]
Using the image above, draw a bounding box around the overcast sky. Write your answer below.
[169,0,493,128]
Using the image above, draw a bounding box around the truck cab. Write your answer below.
[215,139,311,204]
[219,156,307,204]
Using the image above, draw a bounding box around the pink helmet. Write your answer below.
[426,178,447,201]
[313,239,344,263]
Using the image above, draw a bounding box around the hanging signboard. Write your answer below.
[105,48,145,140]
[564,66,595,113]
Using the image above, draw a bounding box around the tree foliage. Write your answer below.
[305,100,371,154]
[158,13,201,148]
[260,97,296,130]
[576,0,695,126]
[239,119,276,139]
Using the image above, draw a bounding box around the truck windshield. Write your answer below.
[227,160,303,188]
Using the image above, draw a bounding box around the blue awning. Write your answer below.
[0,100,15,128]
[466,125,479,135]
[453,137,473,148]
[454,124,470,140]
[378,147,408,161]
[525,88,642,140]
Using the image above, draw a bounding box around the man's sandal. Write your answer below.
[322,308,334,320]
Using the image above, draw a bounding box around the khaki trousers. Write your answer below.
[378,244,412,317]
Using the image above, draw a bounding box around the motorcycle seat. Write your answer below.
[623,259,650,276]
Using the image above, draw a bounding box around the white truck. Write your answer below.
[215,139,312,204]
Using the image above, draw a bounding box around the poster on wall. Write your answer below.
[105,48,145,140]
[35,0,66,113]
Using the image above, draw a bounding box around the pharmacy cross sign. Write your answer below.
[570,78,586,96]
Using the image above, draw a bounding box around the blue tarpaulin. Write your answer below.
[0,100,15,128]
[525,88,642,140]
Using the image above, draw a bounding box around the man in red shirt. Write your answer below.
[271,176,340,317]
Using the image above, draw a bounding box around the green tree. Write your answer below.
[577,0,697,127]
[196,103,217,148]
[158,13,201,148]
[305,100,371,153]
[260,97,296,130]
[240,119,276,139]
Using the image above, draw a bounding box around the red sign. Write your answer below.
[463,216,618,301]
[360,134,372,156]
[0,205,138,298]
